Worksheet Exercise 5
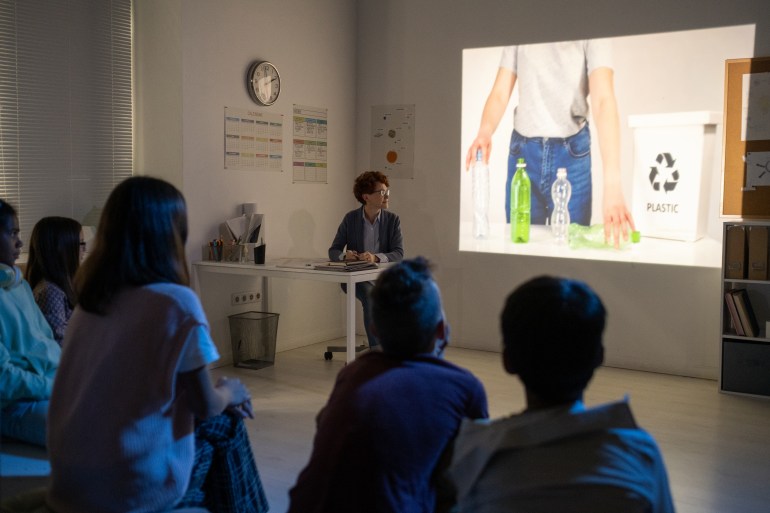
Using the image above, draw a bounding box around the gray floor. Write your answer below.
[216,340,770,513]
[3,340,768,511]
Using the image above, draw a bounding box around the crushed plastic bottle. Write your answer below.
[568,224,641,250]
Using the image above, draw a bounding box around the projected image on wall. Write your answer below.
[459,25,755,267]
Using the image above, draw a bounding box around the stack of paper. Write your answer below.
[223,213,264,245]
[314,261,378,272]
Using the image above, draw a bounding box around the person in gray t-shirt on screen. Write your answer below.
[466,40,635,248]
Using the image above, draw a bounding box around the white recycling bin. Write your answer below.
[629,111,721,242]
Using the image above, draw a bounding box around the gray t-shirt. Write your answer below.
[500,39,613,138]
[449,401,675,513]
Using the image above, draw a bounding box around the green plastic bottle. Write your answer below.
[510,158,531,243]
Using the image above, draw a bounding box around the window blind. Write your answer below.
[0,0,132,243]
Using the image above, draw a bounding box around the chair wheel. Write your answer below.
[324,351,333,361]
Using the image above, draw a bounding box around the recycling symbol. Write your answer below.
[648,152,679,193]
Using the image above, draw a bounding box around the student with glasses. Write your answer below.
[24,216,83,345]
[329,171,404,349]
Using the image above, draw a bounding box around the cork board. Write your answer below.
[722,56,770,217]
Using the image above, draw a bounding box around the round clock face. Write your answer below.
[247,61,280,106]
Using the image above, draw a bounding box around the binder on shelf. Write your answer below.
[747,225,769,281]
[725,225,747,279]
[729,289,760,338]
[724,291,745,336]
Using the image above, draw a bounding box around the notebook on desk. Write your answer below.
[314,261,379,272]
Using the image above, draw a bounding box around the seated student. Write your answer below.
[288,257,488,513]
[0,199,61,447]
[449,276,676,513]
[46,177,268,513]
[24,216,83,345]
[328,171,404,348]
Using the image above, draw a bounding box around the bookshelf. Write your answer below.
[720,221,770,398]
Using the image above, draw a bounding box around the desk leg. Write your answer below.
[346,277,356,363]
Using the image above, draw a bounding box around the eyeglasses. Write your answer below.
[370,189,390,198]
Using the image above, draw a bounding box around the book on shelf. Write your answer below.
[724,225,747,279]
[314,260,379,272]
[747,225,769,280]
[728,289,760,337]
[724,291,745,336]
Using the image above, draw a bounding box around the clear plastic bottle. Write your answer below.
[471,149,489,239]
[550,167,571,244]
[511,158,531,243]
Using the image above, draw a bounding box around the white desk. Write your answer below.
[193,261,387,362]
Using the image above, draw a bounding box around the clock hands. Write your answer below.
[257,76,274,97]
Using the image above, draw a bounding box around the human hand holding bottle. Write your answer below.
[465,134,492,171]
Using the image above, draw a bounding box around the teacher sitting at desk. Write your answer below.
[329,171,404,349]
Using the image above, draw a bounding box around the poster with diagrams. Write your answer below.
[292,104,328,184]
[371,104,415,179]
[224,107,283,171]
[741,72,770,141]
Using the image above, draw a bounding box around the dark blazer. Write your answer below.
[328,207,404,262]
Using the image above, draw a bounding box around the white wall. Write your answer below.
[135,0,358,363]
[355,0,770,379]
[134,0,183,191]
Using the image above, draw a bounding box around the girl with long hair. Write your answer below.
[46,177,268,513]
[24,216,83,344]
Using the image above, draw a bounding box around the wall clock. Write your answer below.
[246,61,281,106]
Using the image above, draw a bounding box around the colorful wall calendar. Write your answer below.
[292,104,328,184]
[224,106,284,171]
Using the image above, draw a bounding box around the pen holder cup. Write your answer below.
[237,243,254,263]
[203,244,224,261]
[254,244,266,265]
[225,245,241,262]
[202,244,240,262]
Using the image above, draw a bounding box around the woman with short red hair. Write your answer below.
[328,171,404,348]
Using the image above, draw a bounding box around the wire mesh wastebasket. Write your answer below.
[228,311,279,370]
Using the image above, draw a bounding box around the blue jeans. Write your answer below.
[505,123,592,225]
[1,400,49,447]
[341,281,377,347]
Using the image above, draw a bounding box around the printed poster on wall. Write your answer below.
[224,107,283,171]
[741,72,770,142]
[370,104,415,179]
[292,104,328,184]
